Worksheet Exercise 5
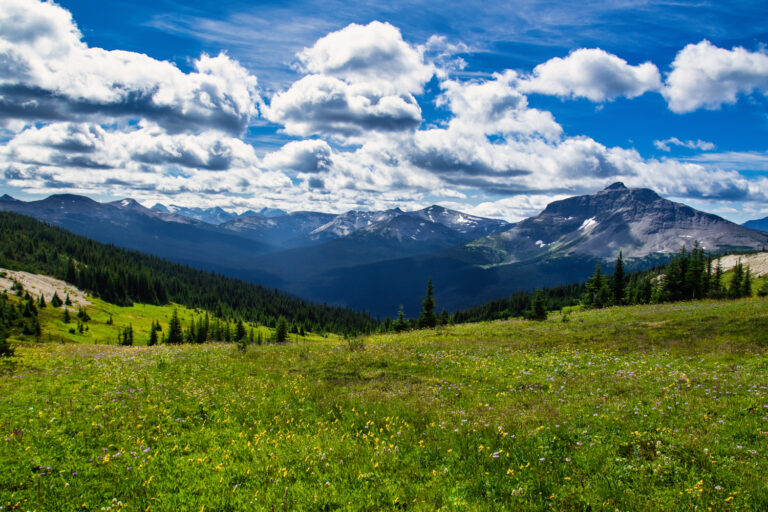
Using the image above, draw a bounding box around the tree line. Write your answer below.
[0,211,378,335]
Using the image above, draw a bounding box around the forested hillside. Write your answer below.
[0,211,378,334]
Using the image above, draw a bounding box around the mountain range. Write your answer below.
[2,183,766,316]
[151,203,286,225]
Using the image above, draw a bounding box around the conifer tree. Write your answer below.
[148,322,158,346]
[65,294,72,306]
[583,263,611,308]
[235,320,246,342]
[526,290,548,321]
[729,261,743,299]
[62,308,70,323]
[710,259,724,299]
[611,251,625,305]
[419,279,437,329]
[38,295,46,308]
[742,266,752,297]
[167,309,183,344]
[50,292,62,308]
[0,324,13,357]
[275,316,289,343]
[393,305,408,333]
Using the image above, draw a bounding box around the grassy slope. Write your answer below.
[28,297,332,346]
[2,298,768,511]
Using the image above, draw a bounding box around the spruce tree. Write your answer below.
[526,290,548,321]
[742,266,753,298]
[167,309,183,344]
[235,320,246,342]
[275,316,289,343]
[419,279,437,329]
[62,308,70,323]
[611,251,625,305]
[148,323,158,346]
[393,305,408,333]
[50,292,62,308]
[729,261,743,299]
[710,259,723,299]
[0,324,13,357]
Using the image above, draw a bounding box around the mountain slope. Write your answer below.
[0,210,377,333]
[743,216,768,233]
[219,211,337,248]
[0,194,273,270]
[472,182,768,265]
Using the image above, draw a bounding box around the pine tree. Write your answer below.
[742,266,752,297]
[235,320,246,342]
[167,309,183,344]
[0,324,13,357]
[38,295,46,308]
[526,290,548,321]
[50,292,62,308]
[419,279,437,329]
[611,251,625,305]
[583,263,611,308]
[62,308,70,323]
[393,305,408,333]
[64,294,72,306]
[729,261,743,299]
[148,322,158,346]
[710,259,724,299]
[275,316,289,343]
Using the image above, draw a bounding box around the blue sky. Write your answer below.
[1,0,768,222]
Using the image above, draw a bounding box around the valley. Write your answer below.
[3,183,767,316]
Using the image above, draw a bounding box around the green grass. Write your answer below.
[2,298,768,510]
[31,297,332,346]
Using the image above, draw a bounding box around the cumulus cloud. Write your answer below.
[0,0,260,134]
[266,75,422,138]
[295,21,433,95]
[261,139,333,173]
[653,137,716,152]
[265,21,432,140]
[663,40,768,113]
[520,48,661,102]
[0,121,297,204]
[438,71,562,139]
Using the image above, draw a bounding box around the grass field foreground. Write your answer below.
[2,298,768,510]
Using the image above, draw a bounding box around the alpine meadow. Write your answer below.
[3,0,768,510]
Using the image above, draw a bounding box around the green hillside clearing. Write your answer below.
[2,298,768,510]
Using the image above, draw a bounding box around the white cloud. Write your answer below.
[664,40,768,113]
[261,139,332,173]
[653,137,716,152]
[265,21,434,141]
[0,0,261,134]
[438,70,562,139]
[295,21,433,95]
[520,48,661,102]
[265,75,422,139]
[0,122,296,204]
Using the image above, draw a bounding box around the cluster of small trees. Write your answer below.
[583,245,758,309]
[160,309,290,346]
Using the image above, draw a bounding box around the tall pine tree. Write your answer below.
[419,279,437,329]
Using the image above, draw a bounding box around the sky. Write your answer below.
[1,0,768,222]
